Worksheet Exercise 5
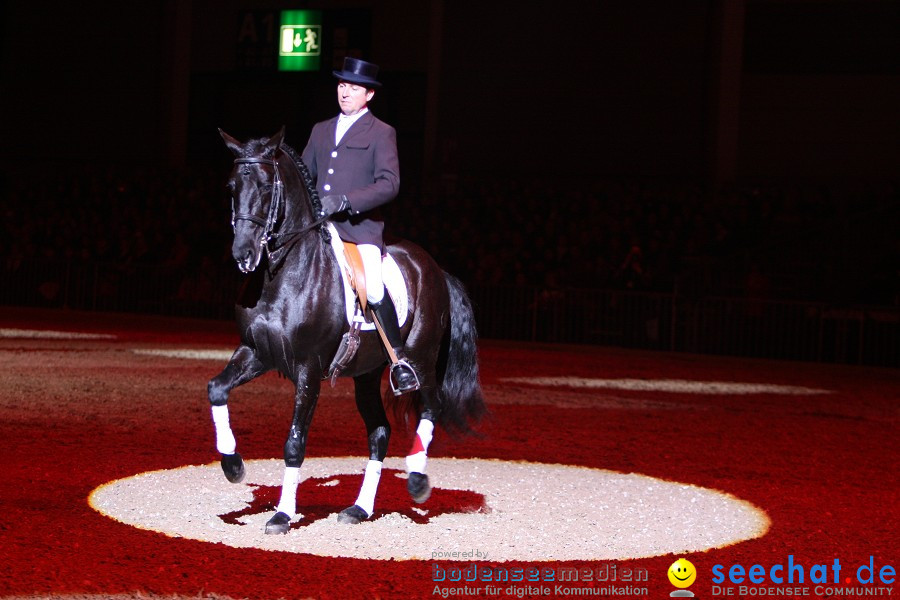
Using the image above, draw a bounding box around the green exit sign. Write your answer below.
[278,10,322,71]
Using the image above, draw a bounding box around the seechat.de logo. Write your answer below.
[668,558,697,597]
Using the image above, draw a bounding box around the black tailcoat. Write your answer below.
[301,111,400,249]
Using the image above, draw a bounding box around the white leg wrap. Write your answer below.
[211,405,236,455]
[276,466,301,519]
[353,460,383,517]
[406,419,434,474]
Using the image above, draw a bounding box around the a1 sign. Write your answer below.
[236,10,277,70]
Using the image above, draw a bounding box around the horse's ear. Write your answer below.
[219,128,243,156]
[266,126,286,155]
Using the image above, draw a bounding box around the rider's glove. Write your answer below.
[320,194,351,217]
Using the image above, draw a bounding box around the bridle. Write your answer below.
[231,156,329,260]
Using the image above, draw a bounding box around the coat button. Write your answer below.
[324,184,331,191]
[328,168,334,174]
[331,151,338,158]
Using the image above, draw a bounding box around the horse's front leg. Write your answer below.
[207,345,267,483]
[338,366,390,524]
[266,363,321,535]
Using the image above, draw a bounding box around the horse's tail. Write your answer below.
[436,271,486,433]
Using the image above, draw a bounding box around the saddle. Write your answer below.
[324,228,413,391]
[343,243,369,315]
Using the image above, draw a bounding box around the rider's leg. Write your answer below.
[358,244,385,305]
[358,244,420,394]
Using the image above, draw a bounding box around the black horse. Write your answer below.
[208,128,485,534]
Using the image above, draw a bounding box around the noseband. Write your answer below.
[232,156,329,259]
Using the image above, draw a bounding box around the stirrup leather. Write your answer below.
[369,294,421,395]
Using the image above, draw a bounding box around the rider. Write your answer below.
[301,56,419,394]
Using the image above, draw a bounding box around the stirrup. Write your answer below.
[389,359,420,395]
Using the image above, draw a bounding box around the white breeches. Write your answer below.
[358,243,384,303]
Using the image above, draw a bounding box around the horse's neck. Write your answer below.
[279,169,333,265]
[271,218,337,295]
[281,167,316,231]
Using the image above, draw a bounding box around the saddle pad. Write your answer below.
[326,222,408,331]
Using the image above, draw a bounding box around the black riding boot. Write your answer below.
[369,294,420,395]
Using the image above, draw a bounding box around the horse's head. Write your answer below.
[220,127,287,273]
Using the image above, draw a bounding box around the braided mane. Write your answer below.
[281,143,331,243]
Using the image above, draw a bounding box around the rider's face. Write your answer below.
[337,81,374,116]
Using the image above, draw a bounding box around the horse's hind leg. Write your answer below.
[338,366,390,524]
[406,381,440,504]
[207,345,267,483]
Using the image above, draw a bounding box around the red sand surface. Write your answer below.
[1,307,897,599]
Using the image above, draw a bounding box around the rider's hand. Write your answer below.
[320,194,351,216]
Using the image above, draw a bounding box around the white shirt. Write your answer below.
[335,108,368,145]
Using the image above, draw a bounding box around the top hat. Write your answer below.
[333,57,382,88]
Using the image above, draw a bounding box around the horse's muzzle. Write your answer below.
[232,222,265,273]
[233,243,262,273]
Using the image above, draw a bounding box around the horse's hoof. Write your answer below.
[220,452,245,483]
[408,472,431,503]
[264,511,292,535]
[337,504,369,524]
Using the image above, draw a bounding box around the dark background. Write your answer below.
[0,0,898,326]
[3,0,897,181]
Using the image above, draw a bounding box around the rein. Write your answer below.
[232,156,329,259]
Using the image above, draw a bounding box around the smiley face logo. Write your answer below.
[668,558,697,588]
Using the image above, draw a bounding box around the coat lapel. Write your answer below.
[326,116,340,148]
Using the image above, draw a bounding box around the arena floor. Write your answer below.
[1,307,897,599]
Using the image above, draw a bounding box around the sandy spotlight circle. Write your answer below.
[89,457,768,562]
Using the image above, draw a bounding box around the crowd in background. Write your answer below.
[1,164,897,308]
[387,176,897,305]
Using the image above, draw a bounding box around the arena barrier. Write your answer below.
[2,258,897,367]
